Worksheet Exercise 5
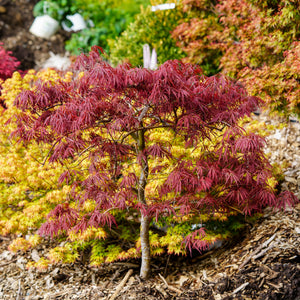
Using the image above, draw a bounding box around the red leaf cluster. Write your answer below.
[0,44,20,82]
[38,203,78,237]
[183,228,208,254]
[0,44,20,108]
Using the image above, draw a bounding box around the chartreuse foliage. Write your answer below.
[8,48,297,278]
[172,0,300,117]
[0,70,82,242]
[108,0,186,67]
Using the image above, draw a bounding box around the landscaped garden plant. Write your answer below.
[108,0,186,67]
[0,70,76,238]
[0,44,20,82]
[33,0,150,54]
[65,0,150,55]
[172,0,300,117]
[33,0,76,26]
[0,44,20,108]
[10,48,298,278]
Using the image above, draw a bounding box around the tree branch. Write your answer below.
[42,139,60,166]
[138,105,150,122]
[120,124,174,144]
[110,269,133,300]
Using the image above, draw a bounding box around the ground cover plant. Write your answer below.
[6,47,297,279]
[172,0,300,117]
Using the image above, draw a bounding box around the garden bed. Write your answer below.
[0,1,299,299]
[0,203,299,299]
[0,115,299,300]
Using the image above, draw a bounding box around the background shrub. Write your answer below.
[171,0,300,116]
[65,0,150,55]
[108,0,186,67]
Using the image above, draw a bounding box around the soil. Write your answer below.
[0,0,70,70]
[0,204,299,300]
[0,1,299,299]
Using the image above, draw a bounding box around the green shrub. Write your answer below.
[65,0,150,55]
[108,1,186,67]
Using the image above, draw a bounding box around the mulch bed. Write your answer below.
[0,204,299,299]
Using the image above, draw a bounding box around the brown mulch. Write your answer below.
[0,204,299,300]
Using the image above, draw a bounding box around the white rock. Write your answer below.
[31,250,40,262]
[0,250,13,261]
[16,257,27,270]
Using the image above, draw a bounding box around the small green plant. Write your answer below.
[33,0,77,25]
[65,0,150,55]
[108,0,186,67]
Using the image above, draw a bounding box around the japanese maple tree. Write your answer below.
[172,0,300,116]
[13,48,297,278]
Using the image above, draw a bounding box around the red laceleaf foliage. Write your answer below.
[0,44,20,82]
[13,48,298,278]
[172,0,300,116]
[0,44,20,108]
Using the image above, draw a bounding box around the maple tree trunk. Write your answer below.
[140,214,151,278]
[137,128,151,279]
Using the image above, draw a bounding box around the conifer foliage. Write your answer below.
[13,48,297,278]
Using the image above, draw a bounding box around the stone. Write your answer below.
[16,257,27,270]
[31,250,40,262]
